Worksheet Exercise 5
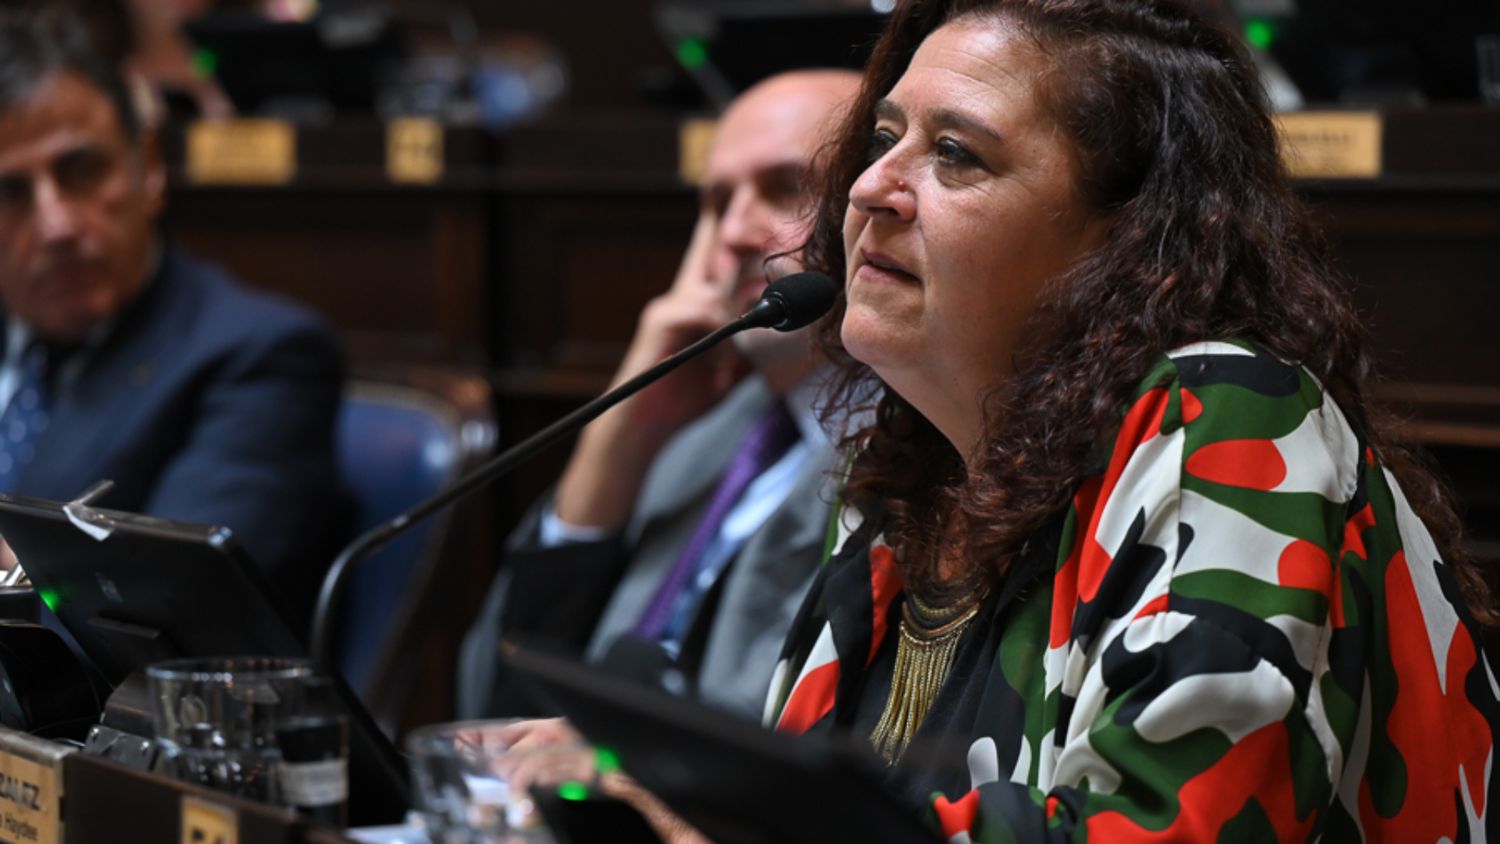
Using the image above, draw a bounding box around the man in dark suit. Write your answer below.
[461,69,861,719]
[0,10,344,625]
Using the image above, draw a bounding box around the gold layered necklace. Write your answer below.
[869,590,983,764]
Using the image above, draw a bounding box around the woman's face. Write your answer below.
[841,16,1103,455]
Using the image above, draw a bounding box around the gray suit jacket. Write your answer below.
[459,375,839,720]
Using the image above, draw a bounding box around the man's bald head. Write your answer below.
[702,69,860,332]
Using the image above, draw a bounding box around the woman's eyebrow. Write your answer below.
[874,98,1004,145]
[928,106,1005,145]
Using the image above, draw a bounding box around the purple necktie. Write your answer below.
[632,401,799,639]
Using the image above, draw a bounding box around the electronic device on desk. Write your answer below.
[654,0,888,107]
[504,642,940,844]
[0,492,409,827]
[184,6,407,118]
[1228,0,1500,105]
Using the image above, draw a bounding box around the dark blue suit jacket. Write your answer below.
[2,244,348,626]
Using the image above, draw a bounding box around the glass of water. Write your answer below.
[147,657,332,809]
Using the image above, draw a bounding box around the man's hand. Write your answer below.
[604,210,747,437]
[552,212,747,531]
[606,279,741,438]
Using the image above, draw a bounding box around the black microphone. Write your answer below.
[737,271,839,331]
[308,271,838,671]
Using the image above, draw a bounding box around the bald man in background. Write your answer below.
[461,70,860,719]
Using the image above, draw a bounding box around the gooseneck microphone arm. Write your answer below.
[308,272,837,673]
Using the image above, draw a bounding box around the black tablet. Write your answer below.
[503,642,939,844]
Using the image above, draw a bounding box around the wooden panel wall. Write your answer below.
[1305,181,1500,563]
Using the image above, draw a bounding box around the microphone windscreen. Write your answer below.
[763,271,838,331]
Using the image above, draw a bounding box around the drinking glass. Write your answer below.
[147,656,345,818]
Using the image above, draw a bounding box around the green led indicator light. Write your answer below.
[557,780,590,801]
[37,587,60,612]
[191,49,218,79]
[676,38,709,70]
[1244,20,1275,51]
[595,746,621,774]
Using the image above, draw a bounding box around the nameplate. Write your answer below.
[387,118,445,184]
[186,120,297,185]
[678,118,718,186]
[180,795,237,844]
[0,726,72,844]
[1275,111,1382,179]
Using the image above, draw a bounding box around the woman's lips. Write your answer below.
[856,249,919,284]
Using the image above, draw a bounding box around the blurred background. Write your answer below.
[70,0,1500,732]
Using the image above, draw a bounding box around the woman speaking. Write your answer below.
[768,0,1500,840]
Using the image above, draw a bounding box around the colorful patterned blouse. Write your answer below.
[769,341,1499,842]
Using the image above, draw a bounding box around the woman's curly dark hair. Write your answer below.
[806,0,1491,621]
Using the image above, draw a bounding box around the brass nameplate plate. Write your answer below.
[678,118,718,186]
[186,120,297,185]
[1275,111,1382,179]
[387,118,444,184]
[0,726,72,844]
[179,795,237,844]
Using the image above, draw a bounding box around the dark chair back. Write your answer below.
[335,366,496,732]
